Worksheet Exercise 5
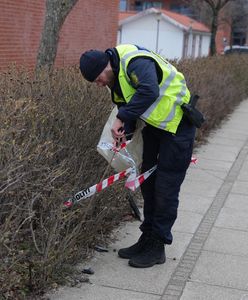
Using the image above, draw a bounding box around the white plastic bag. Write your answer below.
[97,107,144,172]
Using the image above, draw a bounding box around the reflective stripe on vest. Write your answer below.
[117,45,190,133]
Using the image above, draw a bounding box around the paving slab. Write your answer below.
[166,231,193,260]
[178,194,214,215]
[193,168,229,180]
[237,161,248,180]
[217,121,248,133]
[215,207,248,231]
[231,180,248,195]
[49,284,161,300]
[110,222,142,249]
[180,282,248,300]
[235,104,248,113]
[190,251,248,291]
[185,167,224,184]
[189,157,233,173]
[237,172,248,181]
[204,227,248,257]
[80,252,177,295]
[205,135,245,148]
[208,128,247,141]
[180,179,220,197]
[224,193,248,211]
[194,144,240,162]
[172,210,203,234]
[227,111,248,125]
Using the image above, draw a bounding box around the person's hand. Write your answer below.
[111,118,126,146]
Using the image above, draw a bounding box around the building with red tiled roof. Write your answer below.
[118,8,211,59]
[119,11,136,21]
[161,9,209,33]
[119,0,248,55]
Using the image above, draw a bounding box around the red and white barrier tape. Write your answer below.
[191,157,197,164]
[124,156,197,192]
[64,166,135,208]
[125,165,157,192]
[64,141,197,208]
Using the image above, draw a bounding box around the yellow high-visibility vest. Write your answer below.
[114,44,190,134]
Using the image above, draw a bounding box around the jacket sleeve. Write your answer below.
[116,103,137,138]
[116,57,159,123]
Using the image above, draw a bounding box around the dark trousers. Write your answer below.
[140,117,196,244]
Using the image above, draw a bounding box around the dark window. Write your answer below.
[135,1,143,11]
[134,1,163,11]
[170,4,193,17]
[143,1,162,9]
[232,31,246,46]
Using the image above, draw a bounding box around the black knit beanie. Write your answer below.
[79,50,109,82]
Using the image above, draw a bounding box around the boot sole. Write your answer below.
[128,257,166,268]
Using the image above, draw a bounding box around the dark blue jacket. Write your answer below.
[106,47,161,135]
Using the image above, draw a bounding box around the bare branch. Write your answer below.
[29,193,44,255]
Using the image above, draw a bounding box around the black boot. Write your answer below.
[118,232,151,259]
[128,235,166,268]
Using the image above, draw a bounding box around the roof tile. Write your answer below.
[161,9,210,32]
[119,8,210,33]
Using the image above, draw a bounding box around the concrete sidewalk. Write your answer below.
[49,99,248,300]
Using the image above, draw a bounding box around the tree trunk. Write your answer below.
[36,0,79,70]
[209,10,218,55]
[203,0,231,56]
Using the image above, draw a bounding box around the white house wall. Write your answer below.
[195,35,200,58]
[158,18,183,59]
[202,35,210,56]
[118,14,184,60]
[118,13,211,60]
[187,32,193,57]
[186,34,210,58]
[119,15,156,52]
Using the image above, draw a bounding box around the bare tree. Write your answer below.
[36,0,79,70]
[204,0,235,55]
[182,0,212,24]
[221,0,248,48]
[183,0,234,55]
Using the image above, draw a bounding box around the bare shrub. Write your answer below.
[175,54,248,143]
[0,67,130,299]
[0,54,248,298]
